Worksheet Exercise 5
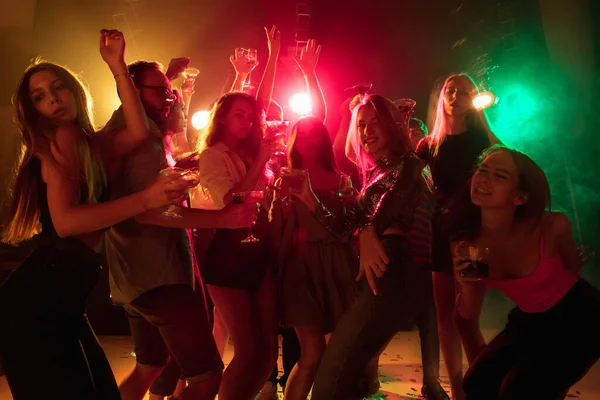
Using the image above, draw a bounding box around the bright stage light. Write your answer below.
[289,93,312,116]
[191,110,210,130]
[473,91,497,110]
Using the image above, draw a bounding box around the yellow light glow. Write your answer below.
[191,110,211,130]
[473,92,496,110]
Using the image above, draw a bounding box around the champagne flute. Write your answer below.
[159,167,200,219]
[232,190,264,243]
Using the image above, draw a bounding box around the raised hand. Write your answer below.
[99,29,126,69]
[294,39,322,73]
[230,49,258,75]
[264,25,281,56]
[165,57,191,81]
[257,133,286,164]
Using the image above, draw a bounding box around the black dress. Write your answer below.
[0,159,120,400]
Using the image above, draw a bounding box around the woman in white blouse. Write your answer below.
[191,92,284,400]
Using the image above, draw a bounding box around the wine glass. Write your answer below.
[232,190,264,243]
[235,48,258,93]
[182,67,200,82]
[279,168,306,206]
[345,82,373,102]
[266,120,291,156]
[455,242,490,279]
[394,98,416,113]
[246,48,258,64]
[159,167,200,219]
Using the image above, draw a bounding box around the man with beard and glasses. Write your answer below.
[101,60,258,400]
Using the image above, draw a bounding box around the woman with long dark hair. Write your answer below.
[270,116,358,400]
[0,30,187,400]
[192,91,283,400]
[445,145,599,399]
[291,94,435,399]
[416,73,500,400]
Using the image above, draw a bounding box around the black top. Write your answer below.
[36,158,109,238]
[416,128,490,203]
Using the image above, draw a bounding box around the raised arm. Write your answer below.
[43,125,188,238]
[255,26,281,113]
[229,49,258,93]
[333,97,359,173]
[99,29,150,158]
[167,90,193,160]
[166,58,195,158]
[294,39,326,123]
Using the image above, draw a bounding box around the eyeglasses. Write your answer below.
[138,85,176,101]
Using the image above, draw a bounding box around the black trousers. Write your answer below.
[463,278,600,400]
[0,241,120,400]
[311,235,432,400]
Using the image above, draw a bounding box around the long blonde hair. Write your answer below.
[2,60,105,245]
[429,74,499,158]
[348,94,413,184]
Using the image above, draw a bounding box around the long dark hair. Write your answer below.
[287,116,337,173]
[442,145,551,241]
[197,92,264,163]
[2,60,105,245]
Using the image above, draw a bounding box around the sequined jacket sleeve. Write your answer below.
[311,153,425,238]
[364,154,425,237]
[311,195,363,238]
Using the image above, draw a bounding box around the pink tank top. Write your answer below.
[484,227,578,313]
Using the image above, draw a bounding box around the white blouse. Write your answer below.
[190,142,247,210]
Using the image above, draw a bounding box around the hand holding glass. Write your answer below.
[232,191,264,243]
[159,167,200,219]
[455,242,490,279]
[338,175,357,202]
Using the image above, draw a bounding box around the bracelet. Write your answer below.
[358,222,374,234]
[114,72,134,79]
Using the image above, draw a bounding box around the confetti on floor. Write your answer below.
[0,331,596,399]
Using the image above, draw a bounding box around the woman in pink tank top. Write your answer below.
[442,145,599,399]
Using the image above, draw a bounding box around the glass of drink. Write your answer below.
[182,67,200,82]
[345,82,373,103]
[266,121,290,156]
[232,190,264,243]
[246,48,258,64]
[455,242,490,279]
[159,167,200,219]
[234,48,258,92]
[280,167,306,192]
[394,98,417,113]
[338,175,357,201]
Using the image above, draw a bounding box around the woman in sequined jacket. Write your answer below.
[288,94,436,399]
